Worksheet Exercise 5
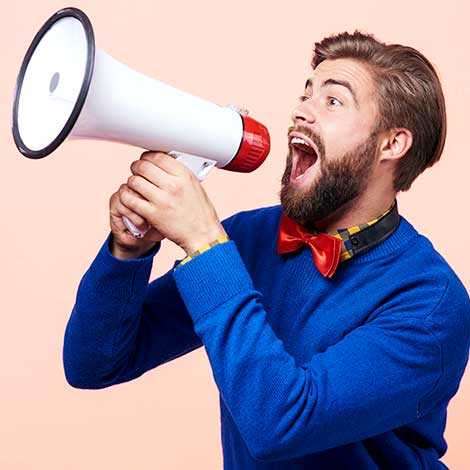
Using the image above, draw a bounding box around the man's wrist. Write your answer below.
[182,226,228,256]
[177,233,230,269]
[110,239,157,260]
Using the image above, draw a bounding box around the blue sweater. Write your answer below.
[64,205,470,469]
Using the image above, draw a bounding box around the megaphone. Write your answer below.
[12,7,270,237]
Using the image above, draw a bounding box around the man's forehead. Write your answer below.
[305,58,374,94]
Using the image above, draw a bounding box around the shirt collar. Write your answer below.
[310,200,400,262]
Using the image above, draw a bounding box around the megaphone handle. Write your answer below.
[170,151,217,181]
[121,152,217,238]
[122,216,148,238]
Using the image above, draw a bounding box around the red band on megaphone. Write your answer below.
[224,115,270,172]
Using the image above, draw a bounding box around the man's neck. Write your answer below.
[306,193,397,232]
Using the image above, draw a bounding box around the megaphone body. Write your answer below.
[12,8,270,236]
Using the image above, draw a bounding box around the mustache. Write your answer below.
[287,124,324,157]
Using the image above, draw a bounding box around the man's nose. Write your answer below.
[291,99,316,124]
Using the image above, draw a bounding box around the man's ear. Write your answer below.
[377,128,413,163]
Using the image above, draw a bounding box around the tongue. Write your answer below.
[297,151,316,176]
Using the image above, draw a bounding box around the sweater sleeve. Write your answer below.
[172,241,468,462]
[63,233,202,389]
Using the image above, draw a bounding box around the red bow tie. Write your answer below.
[277,213,343,278]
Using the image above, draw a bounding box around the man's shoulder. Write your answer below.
[414,231,469,323]
[383,216,469,344]
[406,222,466,291]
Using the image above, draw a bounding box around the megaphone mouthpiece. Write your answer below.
[224,115,270,172]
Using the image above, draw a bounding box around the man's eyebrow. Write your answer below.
[304,77,359,107]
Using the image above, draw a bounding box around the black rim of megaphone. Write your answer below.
[12,7,95,159]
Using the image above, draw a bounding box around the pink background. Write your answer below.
[2,0,469,468]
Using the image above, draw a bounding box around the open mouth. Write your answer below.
[290,136,318,181]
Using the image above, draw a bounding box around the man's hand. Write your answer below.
[121,151,227,255]
[109,184,164,260]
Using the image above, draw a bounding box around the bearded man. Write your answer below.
[63,31,470,469]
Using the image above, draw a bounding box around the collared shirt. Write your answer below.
[309,200,399,262]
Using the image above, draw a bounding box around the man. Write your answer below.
[63,31,470,469]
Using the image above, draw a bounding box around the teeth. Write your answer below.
[291,136,311,147]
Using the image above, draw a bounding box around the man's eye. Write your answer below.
[328,97,342,107]
[298,95,310,102]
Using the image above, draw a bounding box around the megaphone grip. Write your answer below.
[121,152,216,238]
[122,216,148,238]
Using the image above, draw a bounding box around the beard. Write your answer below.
[279,125,380,228]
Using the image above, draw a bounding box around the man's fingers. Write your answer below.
[110,190,148,230]
[139,151,189,177]
[114,200,148,231]
[130,159,175,191]
[117,183,153,219]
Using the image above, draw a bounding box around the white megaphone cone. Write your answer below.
[12,7,270,237]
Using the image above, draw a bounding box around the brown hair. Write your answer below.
[312,31,447,192]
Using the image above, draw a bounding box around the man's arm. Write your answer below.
[63,233,203,389]
[63,154,236,389]
[172,241,470,462]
